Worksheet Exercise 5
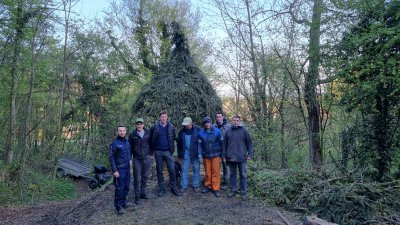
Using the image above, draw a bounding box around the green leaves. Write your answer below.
[337,1,400,181]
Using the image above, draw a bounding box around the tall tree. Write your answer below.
[211,0,269,122]
[21,0,52,170]
[58,0,76,141]
[305,0,323,168]
[103,0,211,80]
[5,0,37,165]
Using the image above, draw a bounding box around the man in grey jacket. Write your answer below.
[223,115,254,199]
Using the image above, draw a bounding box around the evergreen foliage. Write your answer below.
[132,22,222,125]
[337,0,400,181]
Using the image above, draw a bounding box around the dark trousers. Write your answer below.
[132,155,153,197]
[221,159,229,184]
[113,167,131,210]
[228,161,247,194]
[155,150,177,190]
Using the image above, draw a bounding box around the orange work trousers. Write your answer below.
[203,157,221,191]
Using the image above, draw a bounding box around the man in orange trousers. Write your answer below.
[199,116,224,197]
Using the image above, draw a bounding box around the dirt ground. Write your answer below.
[0,176,303,225]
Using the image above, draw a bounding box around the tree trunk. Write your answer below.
[21,31,36,168]
[280,75,289,169]
[375,93,389,181]
[21,6,47,169]
[245,0,264,121]
[59,0,72,143]
[305,0,323,169]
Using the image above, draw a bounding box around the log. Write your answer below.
[276,210,292,225]
[303,216,338,225]
[265,222,286,225]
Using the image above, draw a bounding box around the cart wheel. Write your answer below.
[89,179,99,189]
[56,168,65,178]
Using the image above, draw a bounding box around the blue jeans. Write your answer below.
[228,161,247,194]
[113,167,131,210]
[181,149,200,189]
[155,150,177,190]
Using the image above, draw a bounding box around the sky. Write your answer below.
[74,0,111,20]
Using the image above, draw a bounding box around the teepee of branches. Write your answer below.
[132,22,222,126]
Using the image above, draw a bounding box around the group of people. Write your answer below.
[109,111,254,215]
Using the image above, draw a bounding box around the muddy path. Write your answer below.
[0,177,303,225]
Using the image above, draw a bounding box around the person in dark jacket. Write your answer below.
[177,117,202,193]
[109,125,133,215]
[150,110,181,197]
[223,115,254,199]
[199,116,224,197]
[213,112,230,186]
[129,118,153,205]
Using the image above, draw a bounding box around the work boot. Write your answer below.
[134,196,140,205]
[140,193,150,199]
[117,208,125,215]
[241,193,248,200]
[124,202,134,208]
[171,188,181,196]
[227,191,237,198]
[202,187,211,193]
[214,190,221,197]
[221,178,227,186]
[158,189,165,197]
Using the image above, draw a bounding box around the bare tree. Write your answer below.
[210,0,271,123]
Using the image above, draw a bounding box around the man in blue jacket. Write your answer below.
[199,116,224,197]
[223,115,254,200]
[109,125,132,214]
[177,117,202,193]
[150,111,181,197]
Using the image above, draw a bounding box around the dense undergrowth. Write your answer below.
[248,163,400,225]
[0,170,75,206]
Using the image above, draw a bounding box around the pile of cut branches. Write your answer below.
[248,167,400,225]
[132,22,221,126]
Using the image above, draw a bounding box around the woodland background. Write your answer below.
[0,0,399,224]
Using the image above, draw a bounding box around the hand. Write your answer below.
[246,156,252,160]
[113,171,120,178]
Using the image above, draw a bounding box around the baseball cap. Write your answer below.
[135,118,144,124]
[182,117,192,125]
